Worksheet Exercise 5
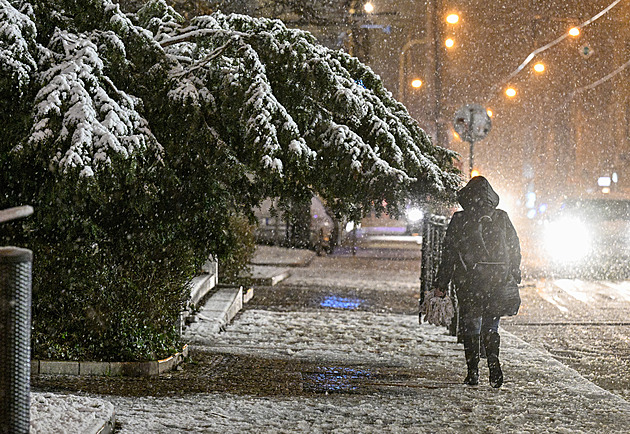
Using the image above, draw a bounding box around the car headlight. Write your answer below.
[543,218,591,263]
[405,207,424,223]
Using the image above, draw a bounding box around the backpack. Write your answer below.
[458,210,510,289]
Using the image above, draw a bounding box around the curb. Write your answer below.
[32,345,189,377]
[188,285,246,333]
[180,271,219,332]
[238,265,290,286]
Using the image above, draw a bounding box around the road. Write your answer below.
[502,278,630,401]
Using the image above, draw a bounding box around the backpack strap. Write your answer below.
[477,210,496,257]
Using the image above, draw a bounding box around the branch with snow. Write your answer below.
[0,0,37,94]
[3,0,458,213]
[156,11,459,205]
[22,29,161,177]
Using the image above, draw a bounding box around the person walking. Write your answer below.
[434,176,521,388]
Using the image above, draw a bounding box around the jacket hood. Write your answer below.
[457,176,500,211]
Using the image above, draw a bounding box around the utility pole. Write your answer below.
[345,0,357,56]
[427,0,444,148]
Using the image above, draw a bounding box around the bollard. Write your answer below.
[0,247,33,434]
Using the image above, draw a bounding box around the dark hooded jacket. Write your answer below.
[434,176,521,315]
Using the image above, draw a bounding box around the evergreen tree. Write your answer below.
[0,0,459,360]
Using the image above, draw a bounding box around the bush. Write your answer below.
[2,154,192,360]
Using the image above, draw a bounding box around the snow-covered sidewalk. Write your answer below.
[30,392,114,434]
[105,308,630,433]
[32,247,630,432]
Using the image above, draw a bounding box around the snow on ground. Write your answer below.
[51,251,630,433]
[30,392,114,434]
[107,309,630,433]
[281,255,422,292]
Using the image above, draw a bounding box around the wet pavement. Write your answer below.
[33,348,449,399]
[246,283,417,315]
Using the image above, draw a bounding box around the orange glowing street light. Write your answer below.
[534,62,545,73]
[505,87,517,98]
[569,27,580,37]
[446,13,459,24]
[411,79,423,88]
[445,38,455,48]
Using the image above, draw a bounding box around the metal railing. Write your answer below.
[420,214,459,335]
[420,214,449,296]
[0,206,34,434]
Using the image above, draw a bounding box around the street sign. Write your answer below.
[453,104,492,144]
[580,44,593,59]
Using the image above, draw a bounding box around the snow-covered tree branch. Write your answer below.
[2,0,459,217]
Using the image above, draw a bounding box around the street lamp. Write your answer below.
[568,27,580,37]
[486,109,493,118]
[505,87,517,98]
[398,39,429,101]
[445,38,455,48]
[533,62,545,73]
[364,2,374,13]
[411,78,423,88]
[446,13,459,24]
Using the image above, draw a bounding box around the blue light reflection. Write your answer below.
[320,296,364,310]
[304,367,372,393]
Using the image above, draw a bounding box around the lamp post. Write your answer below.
[399,4,460,148]
[428,0,444,148]
[398,38,429,102]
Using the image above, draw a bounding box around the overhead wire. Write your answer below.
[486,0,624,103]
[572,57,630,95]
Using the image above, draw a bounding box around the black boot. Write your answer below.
[483,332,503,388]
[462,334,480,386]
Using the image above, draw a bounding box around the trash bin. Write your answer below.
[0,247,33,434]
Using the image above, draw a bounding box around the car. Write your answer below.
[539,197,630,277]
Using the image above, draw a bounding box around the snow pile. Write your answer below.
[30,392,114,434]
